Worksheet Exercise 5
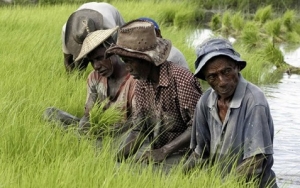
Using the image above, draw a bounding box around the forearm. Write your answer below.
[182,151,208,173]
[83,93,98,117]
[162,126,192,156]
[111,120,132,135]
[117,131,145,160]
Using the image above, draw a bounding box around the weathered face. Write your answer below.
[120,56,152,80]
[87,46,113,77]
[203,56,239,99]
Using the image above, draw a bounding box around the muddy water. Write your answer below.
[261,74,300,187]
[189,29,300,187]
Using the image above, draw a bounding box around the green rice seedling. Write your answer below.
[293,22,300,35]
[231,12,244,35]
[194,7,206,25]
[285,31,300,44]
[263,18,283,43]
[88,99,125,137]
[221,10,232,36]
[262,42,285,68]
[209,13,221,31]
[240,21,261,49]
[254,5,273,24]
[282,10,296,32]
[232,42,272,84]
[157,7,177,26]
[174,9,197,29]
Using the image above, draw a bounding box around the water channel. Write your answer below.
[189,29,300,187]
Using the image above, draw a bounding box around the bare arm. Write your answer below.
[162,126,191,156]
[138,127,192,163]
[117,130,146,161]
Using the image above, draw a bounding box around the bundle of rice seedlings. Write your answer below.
[254,5,273,24]
[88,99,125,138]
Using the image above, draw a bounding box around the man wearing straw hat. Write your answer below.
[45,26,136,135]
[106,19,202,164]
[183,38,277,187]
[62,2,125,73]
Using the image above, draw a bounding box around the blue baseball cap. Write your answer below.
[194,38,246,80]
[138,17,160,29]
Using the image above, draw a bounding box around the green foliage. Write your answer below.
[263,18,282,42]
[282,10,296,32]
[254,5,273,24]
[210,14,221,31]
[240,21,261,49]
[222,11,231,27]
[263,42,285,68]
[293,22,300,36]
[174,9,197,29]
[231,12,244,32]
[3,0,300,12]
[89,100,125,137]
[221,11,231,36]
[285,31,300,44]
[157,8,176,26]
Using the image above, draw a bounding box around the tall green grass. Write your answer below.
[0,3,264,187]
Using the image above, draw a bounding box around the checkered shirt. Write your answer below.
[133,61,202,149]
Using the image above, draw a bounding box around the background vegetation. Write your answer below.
[0,0,298,187]
[3,0,300,13]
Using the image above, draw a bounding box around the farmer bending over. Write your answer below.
[106,19,202,164]
[62,2,125,73]
[45,26,135,135]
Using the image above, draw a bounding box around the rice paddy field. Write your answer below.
[1,1,298,187]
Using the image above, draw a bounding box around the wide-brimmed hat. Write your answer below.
[65,9,104,61]
[105,19,171,66]
[194,38,247,80]
[74,26,119,62]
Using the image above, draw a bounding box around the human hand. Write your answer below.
[182,151,201,174]
[138,148,167,163]
[78,116,90,134]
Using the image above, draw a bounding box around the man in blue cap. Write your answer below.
[139,17,190,70]
[183,37,277,188]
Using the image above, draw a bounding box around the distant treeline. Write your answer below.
[2,0,300,13]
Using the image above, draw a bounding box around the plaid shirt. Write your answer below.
[133,61,202,149]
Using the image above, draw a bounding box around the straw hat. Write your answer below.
[75,26,119,62]
[65,9,104,61]
[194,38,246,80]
[105,19,171,66]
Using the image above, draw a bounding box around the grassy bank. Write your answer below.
[0,2,283,187]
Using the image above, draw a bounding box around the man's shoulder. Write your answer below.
[242,82,273,113]
[245,82,267,101]
[168,63,194,80]
[168,46,189,69]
